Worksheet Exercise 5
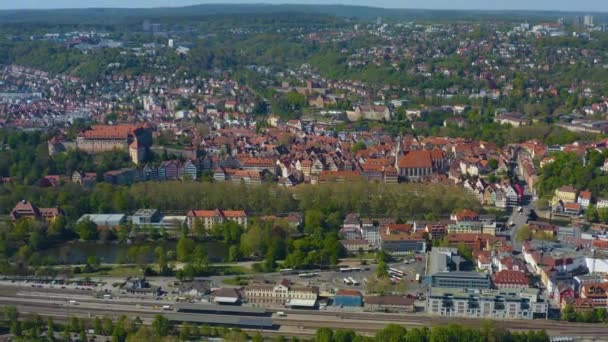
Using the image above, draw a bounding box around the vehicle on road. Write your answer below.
[277,311,287,317]
[162,305,173,311]
[280,268,297,275]
[68,300,78,305]
[343,278,353,285]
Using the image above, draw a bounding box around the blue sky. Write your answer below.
[2,0,607,11]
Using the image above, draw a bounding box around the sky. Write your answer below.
[2,0,607,12]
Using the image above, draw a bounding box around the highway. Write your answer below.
[1,286,608,338]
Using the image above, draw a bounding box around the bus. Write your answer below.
[349,277,360,286]
[415,273,420,282]
[339,267,362,273]
[299,272,317,278]
[389,268,404,277]
[280,269,297,275]
[343,278,353,285]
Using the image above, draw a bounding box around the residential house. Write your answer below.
[492,270,530,289]
[186,209,248,230]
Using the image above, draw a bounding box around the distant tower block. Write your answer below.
[168,39,174,48]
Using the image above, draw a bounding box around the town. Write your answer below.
[1,3,608,342]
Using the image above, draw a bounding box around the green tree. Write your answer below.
[176,236,195,262]
[152,315,171,337]
[562,304,576,322]
[75,217,98,241]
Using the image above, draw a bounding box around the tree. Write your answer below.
[179,322,193,341]
[375,324,407,342]
[155,246,169,275]
[586,205,599,223]
[152,315,171,337]
[228,245,240,262]
[561,304,576,322]
[75,217,98,241]
[516,224,533,242]
[315,328,334,342]
[93,317,102,334]
[176,236,195,262]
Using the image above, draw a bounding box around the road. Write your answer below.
[509,163,537,252]
[1,285,608,339]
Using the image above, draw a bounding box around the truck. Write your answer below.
[277,311,287,317]
[68,300,78,305]
[415,273,420,282]
[162,305,173,311]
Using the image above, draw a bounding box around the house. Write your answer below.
[72,171,97,187]
[121,278,161,296]
[103,168,135,185]
[161,160,179,180]
[211,287,242,305]
[492,270,530,289]
[178,160,198,180]
[175,280,212,298]
[341,239,371,253]
[9,200,62,222]
[552,186,578,207]
[186,209,248,230]
[351,105,391,121]
[578,190,592,209]
[579,282,608,307]
[37,175,60,187]
[364,295,416,313]
[379,225,426,255]
[333,289,363,307]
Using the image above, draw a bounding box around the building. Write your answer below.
[341,239,371,253]
[78,214,126,228]
[428,271,491,289]
[52,125,154,165]
[492,270,530,289]
[333,289,363,307]
[364,295,416,313]
[379,225,426,255]
[71,171,97,187]
[186,209,248,230]
[552,186,577,206]
[175,280,212,299]
[245,279,318,308]
[584,15,594,27]
[131,209,162,226]
[578,190,592,209]
[396,150,433,181]
[9,200,62,222]
[426,287,547,320]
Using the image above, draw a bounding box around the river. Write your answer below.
[37,240,228,265]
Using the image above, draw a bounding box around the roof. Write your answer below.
[492,270,529,285]
[364,295,415,306]
[286,299,317,307]
[163,313,273,328]
[335,289,362,297]
[78,125,140,139]
[397,150,433,169]
[557,185,577,194]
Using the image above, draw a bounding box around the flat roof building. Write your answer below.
[78,214,126,228]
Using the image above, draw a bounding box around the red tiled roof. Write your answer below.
[492,270,529,285]
[336,289,362,296]
[397,150,432,169]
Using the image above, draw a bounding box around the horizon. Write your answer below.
[2,1,607,12]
